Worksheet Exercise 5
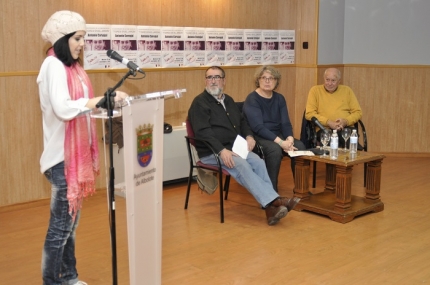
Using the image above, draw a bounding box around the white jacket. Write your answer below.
[37,56,90,173]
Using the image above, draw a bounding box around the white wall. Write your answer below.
[318,0,345,64]
[318,0,430,65]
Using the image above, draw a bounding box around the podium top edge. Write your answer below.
[126,88,187,103]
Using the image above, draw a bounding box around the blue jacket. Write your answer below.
[243,90,294,141]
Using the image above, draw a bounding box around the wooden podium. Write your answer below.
[293,151,385,223]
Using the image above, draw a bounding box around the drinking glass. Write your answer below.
[341,128,352,152]
[320,132,330,157]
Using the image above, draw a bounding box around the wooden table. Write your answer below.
[293,151,385,223]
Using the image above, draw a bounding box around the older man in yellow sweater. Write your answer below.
[305,68,362,131]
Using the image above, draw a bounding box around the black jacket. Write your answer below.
[188,90,253,158]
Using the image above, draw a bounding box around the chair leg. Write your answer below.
[224,175,231,200]
[184,168,194,209]
[312,161,317,188]
[218,172,225,223]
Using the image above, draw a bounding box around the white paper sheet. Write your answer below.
[232,135,249,159]
[287,150,315,157]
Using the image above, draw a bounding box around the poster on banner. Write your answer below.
[279,30,295,64]
[110,25,138,70]
[262,30,280,65]
[183,27,206,67]
[83,24,111,70]
[224,29,245,66]
[205,28,226,66]
[243,29,263,65]
[161,27,185,67]
[137,26,162,68]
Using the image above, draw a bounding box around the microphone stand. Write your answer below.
[96,68,136,285]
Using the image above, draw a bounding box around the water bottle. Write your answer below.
[330,130,338,160]
[350,129,358,153]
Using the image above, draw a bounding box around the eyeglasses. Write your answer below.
[259,76,276,82]
[206,75,224,81]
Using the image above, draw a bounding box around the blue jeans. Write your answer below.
[200,152,279,207]
[42,162,81,285]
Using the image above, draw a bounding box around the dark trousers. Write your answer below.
[255,135,306,192]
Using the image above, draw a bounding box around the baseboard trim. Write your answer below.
[380,152,430,158]
[0,198,49,213]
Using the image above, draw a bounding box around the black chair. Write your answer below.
[355,119,368,186]
[236,101,245,113]
[300,112,368,187]
[184,118,231,223]
[184,117,265,223]
[299,112,319,187]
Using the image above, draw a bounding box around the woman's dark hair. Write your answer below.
[48,32,80,66]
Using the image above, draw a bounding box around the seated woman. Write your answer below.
[243,65,306,192]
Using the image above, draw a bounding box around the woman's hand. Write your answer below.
[114,91,129,101]
[279,137,297,152]
[283,140,294,151]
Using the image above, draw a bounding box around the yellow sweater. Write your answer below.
[305,85,362,127]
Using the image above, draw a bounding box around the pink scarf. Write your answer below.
[48,49,100,220]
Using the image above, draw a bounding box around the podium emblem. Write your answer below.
[136,123,153,167]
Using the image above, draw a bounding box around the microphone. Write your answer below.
[106,49,145,75]
[311,117,330,134]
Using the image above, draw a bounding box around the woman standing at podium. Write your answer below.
[37,10,127,285]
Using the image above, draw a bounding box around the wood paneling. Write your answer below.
[343,65,430,153]
[0,76,51,204]
[295,0,318,65]
[313,64,430,153]
[1,0,429,209]
[0,0,309,206]
[293,67,318,135]
[1,1,43,72]
[2,0,300,73]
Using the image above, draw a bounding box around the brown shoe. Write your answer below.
[278,197,301,212]
[265,204,288,226]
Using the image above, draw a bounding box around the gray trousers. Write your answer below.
[255,135,306,192]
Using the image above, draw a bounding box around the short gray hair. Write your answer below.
[324,68,341,80]
[254,65,281,89]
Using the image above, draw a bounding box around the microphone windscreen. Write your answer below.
[106,50,122,62]
[311,117,329,134]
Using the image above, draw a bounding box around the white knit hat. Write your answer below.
[41,10,86,45]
